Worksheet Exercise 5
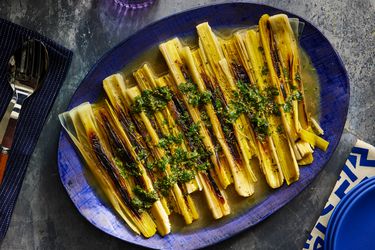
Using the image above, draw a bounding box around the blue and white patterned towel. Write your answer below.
[304,140,375,250]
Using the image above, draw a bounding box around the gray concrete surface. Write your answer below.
[0,0,374,249]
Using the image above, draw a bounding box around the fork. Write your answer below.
[0,39,49,184]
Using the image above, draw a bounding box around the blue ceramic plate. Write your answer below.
[58,3,349,249]
[331,180,375,250]
[324,178,375,250]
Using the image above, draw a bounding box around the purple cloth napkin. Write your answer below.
[0,18,72,240]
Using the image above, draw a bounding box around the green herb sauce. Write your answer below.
[131,185,159,212]
[131,86,172,114]
[178,81,212,107]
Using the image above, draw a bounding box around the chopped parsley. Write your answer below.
[137,149,148,161]
[114,159,142,178]
[282,90,303,112]
[200,110,211,129]
[176,169,195,183]
[131,185,159,212]
[114,158,127,178]
[157,133,183,149]
[226,81,282,140]
[126,162,142,177]
[131,86,172,114]
[155,175,176,196]
[282,101,292,112]
[295,72,301,82]
[178,81,212,107]
[145,156,168,172]
[250,115,269,141]
[196,161,210,171]
[180,111,191,125]
[186,122,202,145]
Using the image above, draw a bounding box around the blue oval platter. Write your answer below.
[57,3,349,249]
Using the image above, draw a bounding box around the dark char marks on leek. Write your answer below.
[89,132,141,218]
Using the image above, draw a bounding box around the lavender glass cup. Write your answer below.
[113,0,156,9]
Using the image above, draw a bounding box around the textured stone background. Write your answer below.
[0,0,374,249]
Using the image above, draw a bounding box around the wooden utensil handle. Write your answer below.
[0,150,9,184]
[1,118,17,149]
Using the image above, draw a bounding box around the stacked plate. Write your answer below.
[325,177,375,250]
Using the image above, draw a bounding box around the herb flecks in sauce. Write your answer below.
[282,90,303,113]
[131,86,172,114]
[178,80,212,107]
[227,81,280,140]
[157,133,184,149]
[155,175,177,196]
[131,185,159,212]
